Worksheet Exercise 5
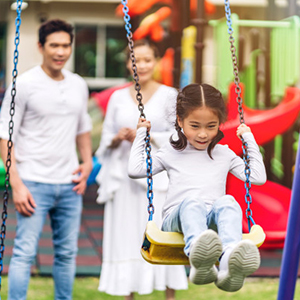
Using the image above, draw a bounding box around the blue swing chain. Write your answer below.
[224,0,254,232]
[121,0,154,221]
[0,0,23,290]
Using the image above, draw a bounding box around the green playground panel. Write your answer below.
[271,16,300,103]
[209,14,300,107]
[209,14,239,97]
[240,49,263,108]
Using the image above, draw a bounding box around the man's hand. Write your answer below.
[12,183,36,216]
[72,162,93,195]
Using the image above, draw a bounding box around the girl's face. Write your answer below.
[178,106,220,150]
[127,45,157,84]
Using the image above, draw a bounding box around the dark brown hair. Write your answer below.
[170,83,227,159]
[39,19,74,47]
[126,39,160,61]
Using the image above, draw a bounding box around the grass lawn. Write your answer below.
[0,276,300,299]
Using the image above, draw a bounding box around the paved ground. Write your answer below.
[1,184,103,276]
[0,184,296,277]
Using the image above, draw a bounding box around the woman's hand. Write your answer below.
[110,127,137,148]
[236,123,251,139]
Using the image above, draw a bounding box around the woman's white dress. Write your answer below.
[96,85,188,296]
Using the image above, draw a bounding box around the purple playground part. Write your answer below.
[277,136,300,300]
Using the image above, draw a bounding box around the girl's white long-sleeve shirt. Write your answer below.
[128,127,267,220]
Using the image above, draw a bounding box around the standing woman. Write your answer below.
[95,39,188,300]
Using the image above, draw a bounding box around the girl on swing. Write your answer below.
[128,83,266,292]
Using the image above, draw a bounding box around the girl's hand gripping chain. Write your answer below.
[236,123,251,140]
[137,117,151,131]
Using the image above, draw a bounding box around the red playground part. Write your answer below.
[133,7,172,42]
[91,82,132,115]
[221,84,300,156]
[224,83,300,249]
[227,174,291,249]
[115,0,216,18]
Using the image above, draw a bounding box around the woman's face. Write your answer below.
[127,45,157,84]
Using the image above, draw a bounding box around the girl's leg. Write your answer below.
[162,198,222,285]
[210,195,260,292]
[208,195,243,248]
[162,198,208,256]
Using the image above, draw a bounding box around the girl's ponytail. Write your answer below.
[170,119,187,151]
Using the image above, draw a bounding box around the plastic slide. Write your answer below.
[226,174,291,249]
[221,84,300,155]
[223,83,300,249]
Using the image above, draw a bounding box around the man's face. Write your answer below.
[38,31,72,74]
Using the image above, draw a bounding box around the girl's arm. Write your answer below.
[230,131,267,185]
[128,125,165,179]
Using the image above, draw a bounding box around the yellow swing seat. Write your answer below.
[141,220,266,265]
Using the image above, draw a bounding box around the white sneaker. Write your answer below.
[215,240,260,292]
[189,230,222,285]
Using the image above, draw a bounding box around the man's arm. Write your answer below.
[0,139,36,216]
[72,132,93,195]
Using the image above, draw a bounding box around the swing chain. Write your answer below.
[122,0,154,220]
[224,0,254,231]
[0,0,22,288]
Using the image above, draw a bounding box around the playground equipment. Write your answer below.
[222,84,300,155]
[153,47,174,86]
[116,0,216,19]
[209,14,300,106]
[133,7,171,42]
[227,174,291,249]
[180,26,197,88]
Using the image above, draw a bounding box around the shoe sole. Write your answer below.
[189,230,222,285]
[216,240,260,292]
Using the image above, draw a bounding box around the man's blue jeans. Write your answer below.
[162,195,242,256]
[8,181,82,300]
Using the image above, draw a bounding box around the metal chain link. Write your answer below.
[0,0,23,289]
[121,0,154,220]
[224,0,254,232]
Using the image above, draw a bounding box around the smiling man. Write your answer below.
[0,19,92,300]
